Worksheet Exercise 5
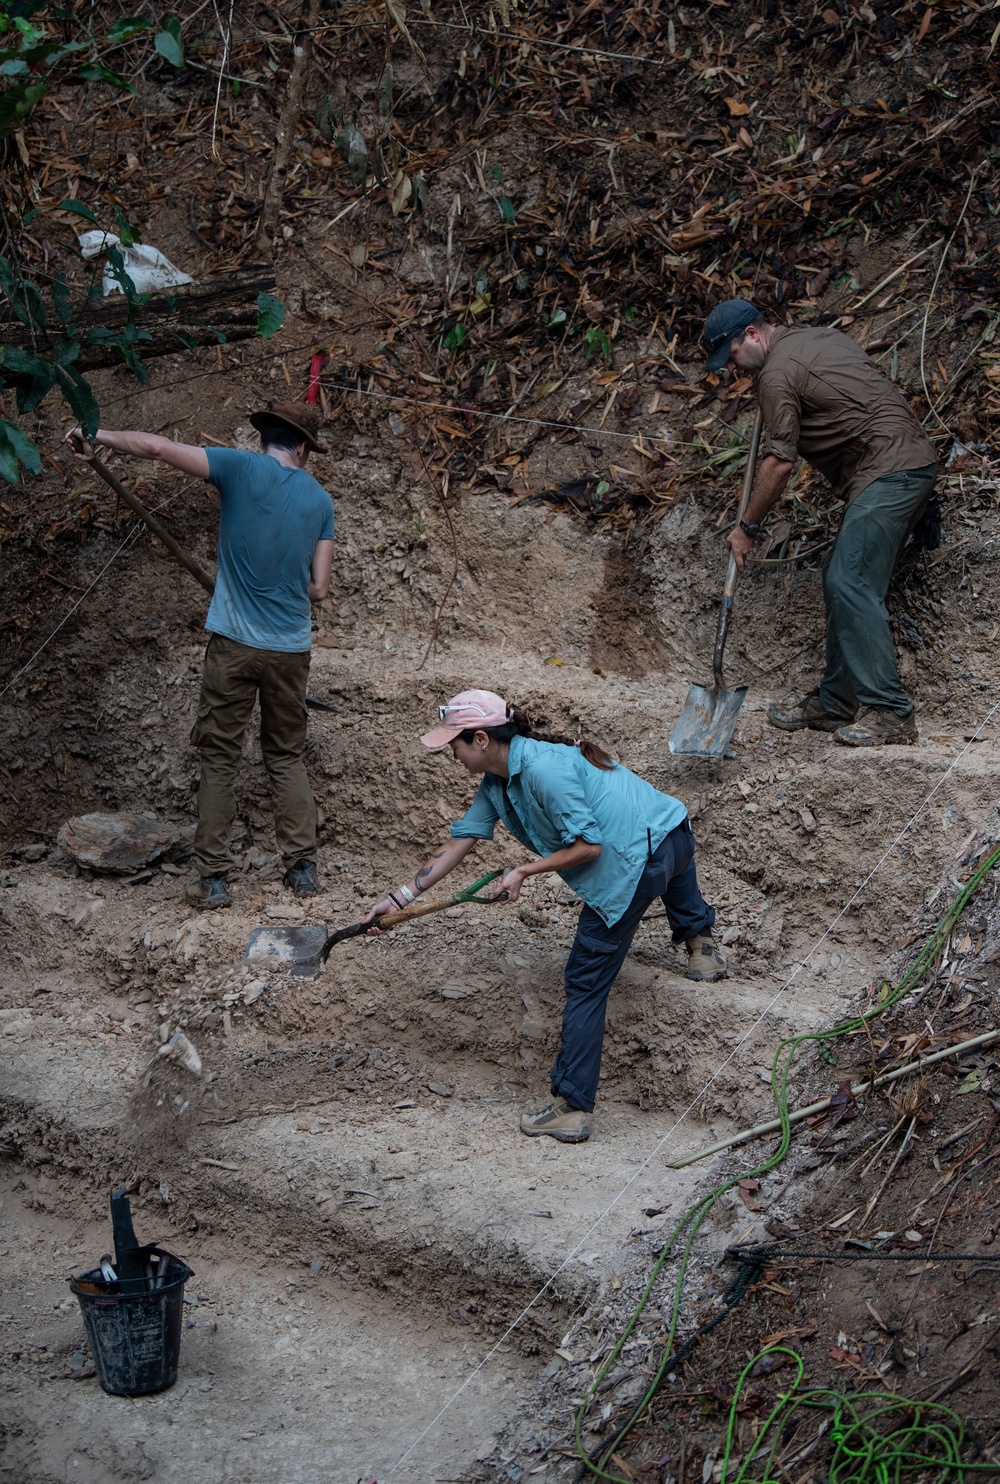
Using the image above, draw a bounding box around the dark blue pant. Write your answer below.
[549,821,715,1112]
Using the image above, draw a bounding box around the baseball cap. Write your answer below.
[702,299,760,372]
[420,690,510,750]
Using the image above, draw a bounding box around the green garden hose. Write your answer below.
[575,842,1000,1481]
[720,1345,1000,1484]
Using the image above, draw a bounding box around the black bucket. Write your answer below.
[70,1253,194,1397]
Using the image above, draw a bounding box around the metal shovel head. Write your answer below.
[245,923,329,979]
[668,680,748,759]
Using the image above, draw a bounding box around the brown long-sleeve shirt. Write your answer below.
[757,326,937,505]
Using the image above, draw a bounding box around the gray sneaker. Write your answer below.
[834,706,917,747]
[767,688,852,733]
[519,1098,591,1143]
[686,932,727,981]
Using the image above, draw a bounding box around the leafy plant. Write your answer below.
[0,6,135,140]
[256,293,284,340]
[583,326,611,362]
[153,14,184,68]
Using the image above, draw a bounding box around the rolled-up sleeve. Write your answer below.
[531,758,602,849]
[758,364,802,465]
[450,781,500,840]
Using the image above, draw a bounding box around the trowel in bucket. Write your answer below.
[668,410,763,760]
[245,870,508,979]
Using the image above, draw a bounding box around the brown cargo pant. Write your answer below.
[190,633,316,877]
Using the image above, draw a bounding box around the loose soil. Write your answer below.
[3,0,1000,1478]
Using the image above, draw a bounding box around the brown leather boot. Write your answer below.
[686,933,727,982]
[833,706,918,747]
[767,688,853,733]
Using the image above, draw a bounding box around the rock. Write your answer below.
[58,813,191,875]
[265,904,305,921]
[427,1082,453,1097]
[243,980,266,1005]
[71,899,105,931]
[20,843,47,863]
[159,1032,202,1076]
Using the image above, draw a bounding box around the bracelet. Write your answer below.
[739,518,764,539]
[395,882,416,904]
[388,891,405,910]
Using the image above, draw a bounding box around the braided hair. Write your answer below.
[456,705,615,771]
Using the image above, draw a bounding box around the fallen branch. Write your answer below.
[666,1029,1000,1169]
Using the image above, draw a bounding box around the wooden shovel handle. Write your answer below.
[319,889,508,961]
[77,442,217,596]
[721,408,764,603]
[712,410,763,686]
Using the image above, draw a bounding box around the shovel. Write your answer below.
[668,409,763,759]
[244,870,508,979]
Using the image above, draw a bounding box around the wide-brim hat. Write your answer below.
[249,400,326,452]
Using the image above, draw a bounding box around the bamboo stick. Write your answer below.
[666,1029,999,1169]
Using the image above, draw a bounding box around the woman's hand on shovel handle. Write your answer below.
[489,867,525,903]
[362,897,396,934]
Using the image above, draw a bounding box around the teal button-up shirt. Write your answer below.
[449,735,687,927]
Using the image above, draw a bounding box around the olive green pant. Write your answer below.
[190,633,316,877]
[819,463,937,720]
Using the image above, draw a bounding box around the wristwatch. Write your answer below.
[739,519,764,539]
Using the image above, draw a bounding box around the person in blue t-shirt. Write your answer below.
[67,401,334,909]
[364,690,726,1144]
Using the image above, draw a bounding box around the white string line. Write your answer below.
[408,16,673,67]
[320,376,685,447]
[246,7,676,70]
[0,521,144,703]
[386,693,1000,1475]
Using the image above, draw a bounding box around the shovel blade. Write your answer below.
[668,681,748,759]
[245,924,329,980]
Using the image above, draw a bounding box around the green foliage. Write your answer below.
[499,194,516,223]
[0,416,40,483]
[583,325,610,362]
[0,6,139,138]
[256,293,284,339]
[154,15,184,68]
[443,322,466,353]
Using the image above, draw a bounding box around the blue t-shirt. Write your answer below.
[204,448,334,653]
[449,735,688,927]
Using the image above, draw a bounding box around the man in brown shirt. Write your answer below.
[703,300,938,746]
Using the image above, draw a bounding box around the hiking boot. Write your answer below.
[186,874,230,910]
[284,859,318,896]
[833,706,918,748]
[519,1098,591,1144]
[686,932,727,982]
[767,688,851,733]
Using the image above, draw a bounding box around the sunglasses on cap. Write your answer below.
[437,702,491,722]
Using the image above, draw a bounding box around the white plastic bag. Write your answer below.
[77,230,193,296]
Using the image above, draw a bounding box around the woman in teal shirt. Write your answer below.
[366,690,725,1144]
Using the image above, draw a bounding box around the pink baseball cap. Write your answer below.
[420,689,510,750]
